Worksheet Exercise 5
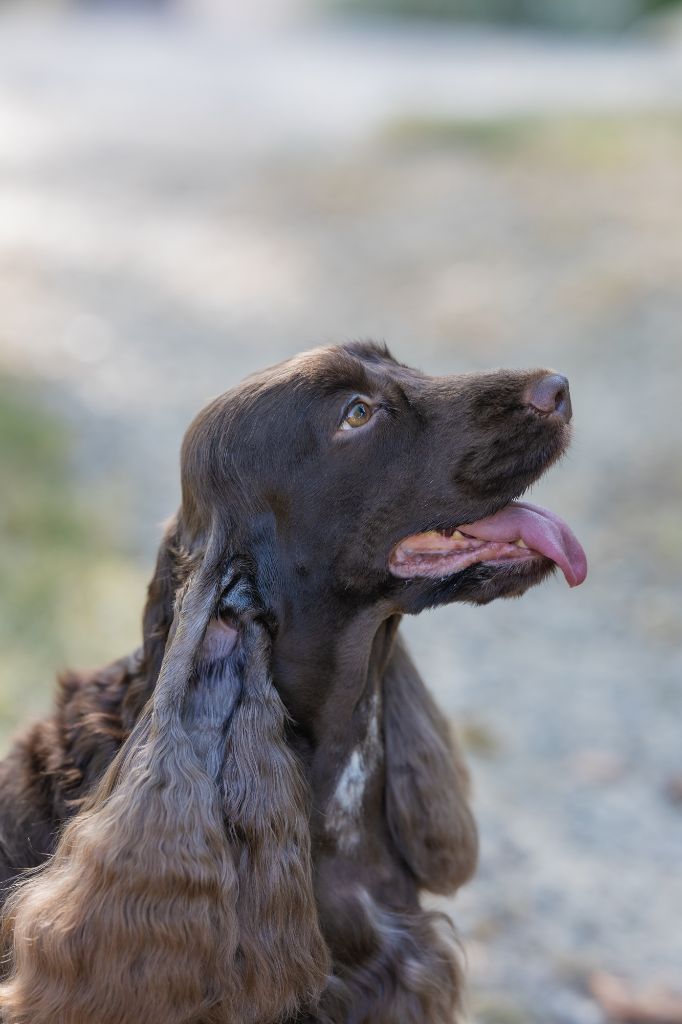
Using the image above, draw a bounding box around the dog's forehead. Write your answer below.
[290,344,425,396]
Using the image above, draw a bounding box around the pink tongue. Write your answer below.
[461,501,587,587]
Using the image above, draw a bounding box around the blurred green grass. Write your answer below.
[384,112,682,165]
[0,378,145,751]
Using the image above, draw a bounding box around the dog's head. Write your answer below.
[165,340,585,631]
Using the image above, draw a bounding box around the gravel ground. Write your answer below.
[1,10,681,1022]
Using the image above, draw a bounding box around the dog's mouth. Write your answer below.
[389,501,587,588]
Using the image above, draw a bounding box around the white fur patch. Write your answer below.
[326,694,381,851]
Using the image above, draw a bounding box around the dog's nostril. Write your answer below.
[526,374,572,423]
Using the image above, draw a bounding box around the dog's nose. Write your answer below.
[526,373,572,422]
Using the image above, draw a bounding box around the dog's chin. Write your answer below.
[391,556,557,614]
[441,556,557,606]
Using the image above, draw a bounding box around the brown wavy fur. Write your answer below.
[0,535,329,1023]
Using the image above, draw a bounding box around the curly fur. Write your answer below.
[0,542,328,1024]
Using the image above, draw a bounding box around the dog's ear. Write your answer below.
[383,631,478,894]
[0,530,329,1024]
[197,578,330,1022]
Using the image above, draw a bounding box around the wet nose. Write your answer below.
[526,373,572,422]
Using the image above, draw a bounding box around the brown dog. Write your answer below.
[0,342,586,1024]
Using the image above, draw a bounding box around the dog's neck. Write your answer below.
[271,607,399,803]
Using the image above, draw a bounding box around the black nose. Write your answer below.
[525,373,572,423]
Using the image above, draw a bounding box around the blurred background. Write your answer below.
[1,0,681,1020]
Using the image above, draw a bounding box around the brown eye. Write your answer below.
[342,399,373,429]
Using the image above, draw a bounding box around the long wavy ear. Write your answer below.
[0,534,328,1024]
[208,576,330,1022]
[383,630,478,895]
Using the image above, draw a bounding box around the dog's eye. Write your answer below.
[342,399,373,430]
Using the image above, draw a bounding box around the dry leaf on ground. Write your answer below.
[590,971,682,1023]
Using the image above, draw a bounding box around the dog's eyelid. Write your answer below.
[341,390,385,414]
[343,392,375,409]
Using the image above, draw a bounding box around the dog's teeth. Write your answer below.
[515,539,528,548]
[452,530,465,540]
